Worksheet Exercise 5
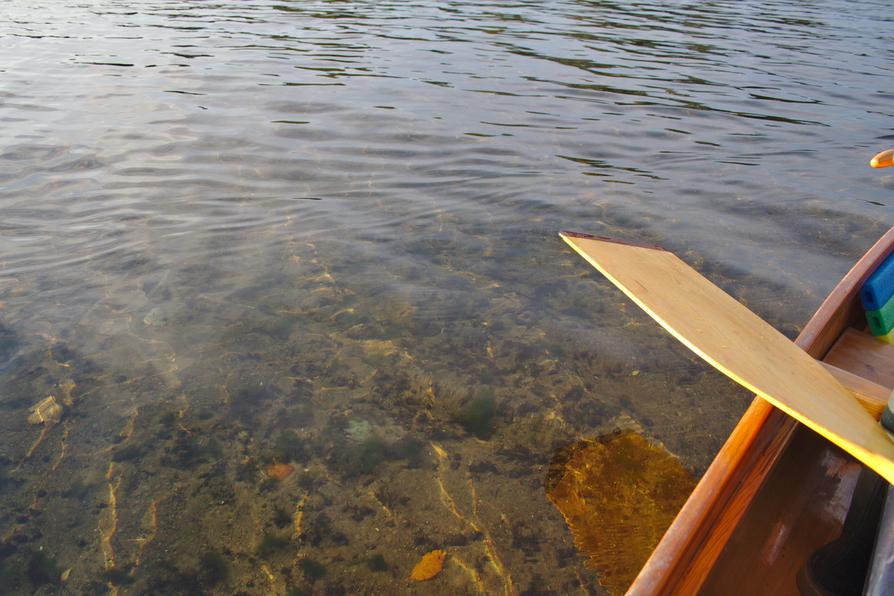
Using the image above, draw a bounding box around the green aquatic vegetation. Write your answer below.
[297,469,318,490]
[366,553,387,572]
[319,414,349,446]
[331,435,389,477]
[26,550,59,586]
[256,533,290,558]
[0,555,25,590]
[103,566,135,585]
[230,383,280,424]
[358,350,388,369]
[496,413,573,460]
[49,342,76,363]
[330,426,429,477]
[111,443,147,462]
[158,411,178,427]
[270,430,308,463]
[258,476,279,493]
[198,550,229,585]
[369,368,412,400]
[235,458,258,482]
[273,506,292,529]
[140,560,201,595]
[355,436,389,470]
[387,436,427,468]
[162,432,199,468]
[62,478,92,501]
[161,432,222,469]
[153,410,179,441]
[251,316,295,340]
[0,463,20,494]
[298,558,326,581]
[454,388,498,439]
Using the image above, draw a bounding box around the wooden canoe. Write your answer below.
[619,226,894,594]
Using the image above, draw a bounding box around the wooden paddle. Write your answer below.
[560,231,894,485]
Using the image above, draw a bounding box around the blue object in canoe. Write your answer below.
[861,252,894,311]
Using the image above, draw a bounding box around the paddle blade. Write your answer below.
[560,231,894,484]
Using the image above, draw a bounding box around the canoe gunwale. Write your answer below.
[628,226,894,595]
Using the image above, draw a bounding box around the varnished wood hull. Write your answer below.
[629,227,894,595]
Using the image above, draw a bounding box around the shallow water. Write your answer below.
[0,0,892,594]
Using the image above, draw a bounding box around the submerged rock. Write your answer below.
[345,419,372,442]
[27,396,63,426]
[264,462,294,481]
[142,307,168,327]
[453,388,497,439]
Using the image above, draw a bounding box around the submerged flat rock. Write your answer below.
[143,307,168,327]
[28,395,64,426]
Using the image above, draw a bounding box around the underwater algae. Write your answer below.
[546,430,696,595]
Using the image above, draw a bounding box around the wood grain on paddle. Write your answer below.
[560,232,894,485]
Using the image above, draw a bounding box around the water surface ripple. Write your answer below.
[0,1,891,594]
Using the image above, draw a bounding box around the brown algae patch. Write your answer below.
[546,430,696,595]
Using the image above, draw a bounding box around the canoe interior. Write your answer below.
[825,328,894,389]
[629,227,894,595]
